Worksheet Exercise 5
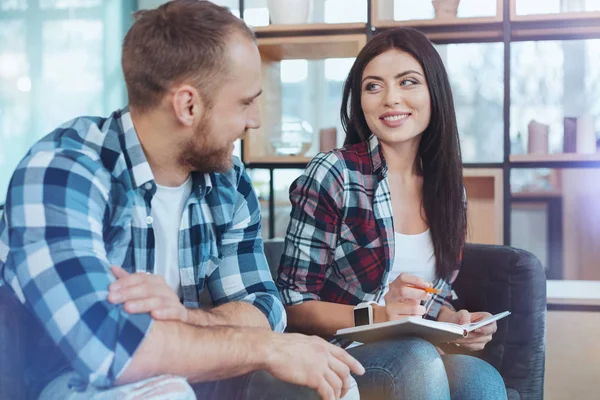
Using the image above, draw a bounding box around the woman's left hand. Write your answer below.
[438,309,497,352]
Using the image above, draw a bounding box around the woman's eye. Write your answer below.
[400,79,418,87]
[365,82,381,91]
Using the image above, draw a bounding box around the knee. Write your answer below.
[244,370,320,400]
[386,337,444,376]
[357,338,449,399]
[445,355,507,400]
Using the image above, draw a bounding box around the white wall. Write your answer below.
[545,311,600,400]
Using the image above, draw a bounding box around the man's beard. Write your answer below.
[179,121,236,174]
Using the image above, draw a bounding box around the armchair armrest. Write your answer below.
[452,243,546,400]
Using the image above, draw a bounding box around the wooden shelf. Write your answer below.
[253,22,366,35]
[512,190,562,198]
[510,153,600,163]
[371,0,502,43]
[257,34,366,60]
[463,168,504,245]
[374,16,502,29]
[244,156,313,165]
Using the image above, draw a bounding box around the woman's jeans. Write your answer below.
[347,337,507,400]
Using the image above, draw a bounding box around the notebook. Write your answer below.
[335,311,511,344]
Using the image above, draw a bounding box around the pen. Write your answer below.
[407,284,441,295]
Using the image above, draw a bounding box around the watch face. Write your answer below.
[354,307,370,326]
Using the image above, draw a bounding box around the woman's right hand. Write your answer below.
[376,273,432,322]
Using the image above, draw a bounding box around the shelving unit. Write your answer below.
[237,0,600,258]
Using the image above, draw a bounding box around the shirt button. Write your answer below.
[145,216,154,224]
[144,182,152,190]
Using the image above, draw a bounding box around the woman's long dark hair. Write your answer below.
[340,27,466,280]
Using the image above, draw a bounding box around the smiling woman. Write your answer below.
[277,27,507,400]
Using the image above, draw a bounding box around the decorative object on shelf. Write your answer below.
[432,0,460,20]
[319,127,337,153]
[563,116,577,153]
[527,120,549,154]
[270,117,314,156]
[268,0,310,25]
[576,114,596,154]
[597,137,600,154]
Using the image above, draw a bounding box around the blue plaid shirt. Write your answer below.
[0,108,285,388]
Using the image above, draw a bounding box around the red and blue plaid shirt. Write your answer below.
[277,135,459,322]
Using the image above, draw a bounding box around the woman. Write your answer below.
[277,27,507,400]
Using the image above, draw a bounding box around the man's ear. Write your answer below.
[171,84,204,127]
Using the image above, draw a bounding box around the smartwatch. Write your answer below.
[353,301,377,326]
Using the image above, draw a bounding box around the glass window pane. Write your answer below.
[511,40,600,156]
[511,168,600,281]
[324,0,367,23]
[277,57,353,157]
[0,20,29,204]
[244,0,366,26]
[436,43,504,162]
[1,0,27,10]
[41,19,104,133]
[40,0,101,9]
[516,0,600,16]
[378,0,497,22]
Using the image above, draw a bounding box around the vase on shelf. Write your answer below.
[432,0,460,20]
[563,116,577,153]
[268,0,310,25]
[270,117,314,157]
[527,120,549,154]
[576,114,596,154]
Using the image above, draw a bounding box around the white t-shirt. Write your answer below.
[378,230,437,306]
[150,176,193,298]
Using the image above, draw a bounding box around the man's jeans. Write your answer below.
[347,337,507,400]
[39,370,360,400]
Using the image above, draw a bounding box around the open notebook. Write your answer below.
[335,311,511,344]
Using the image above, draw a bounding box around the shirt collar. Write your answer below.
[117,107,212,197]
[367,134,387,176]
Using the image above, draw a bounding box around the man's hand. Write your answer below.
[375,273,431,322]
[438,309,496,352]
[108,266,189,322]
[263,333,365,400]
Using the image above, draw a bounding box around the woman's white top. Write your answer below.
[378,230,437,306]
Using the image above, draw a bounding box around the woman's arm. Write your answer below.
[286,299,421,337]
[286,301,355,337]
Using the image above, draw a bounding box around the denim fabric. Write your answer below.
[347,337,507,400]
[39,370,360,400]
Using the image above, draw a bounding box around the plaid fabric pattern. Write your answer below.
[0,108,285,388]
[277,134,459,324]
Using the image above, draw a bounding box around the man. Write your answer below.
[0,1,363,399]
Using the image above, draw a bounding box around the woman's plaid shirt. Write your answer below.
[277,135,460,323]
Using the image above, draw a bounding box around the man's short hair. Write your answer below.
[122,0,255,112]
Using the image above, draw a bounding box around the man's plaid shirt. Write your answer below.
[0,108,285,388]
[277,134,459,325]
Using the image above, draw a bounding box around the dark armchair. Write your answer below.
[264,240,547,400]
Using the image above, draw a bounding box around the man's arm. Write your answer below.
[118,319,366,400]
[187,301,271,329]
[5,151,153,387]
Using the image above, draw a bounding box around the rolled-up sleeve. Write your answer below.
[277,152,345,306]
[5,150,153,387]
[206,163,286,332]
